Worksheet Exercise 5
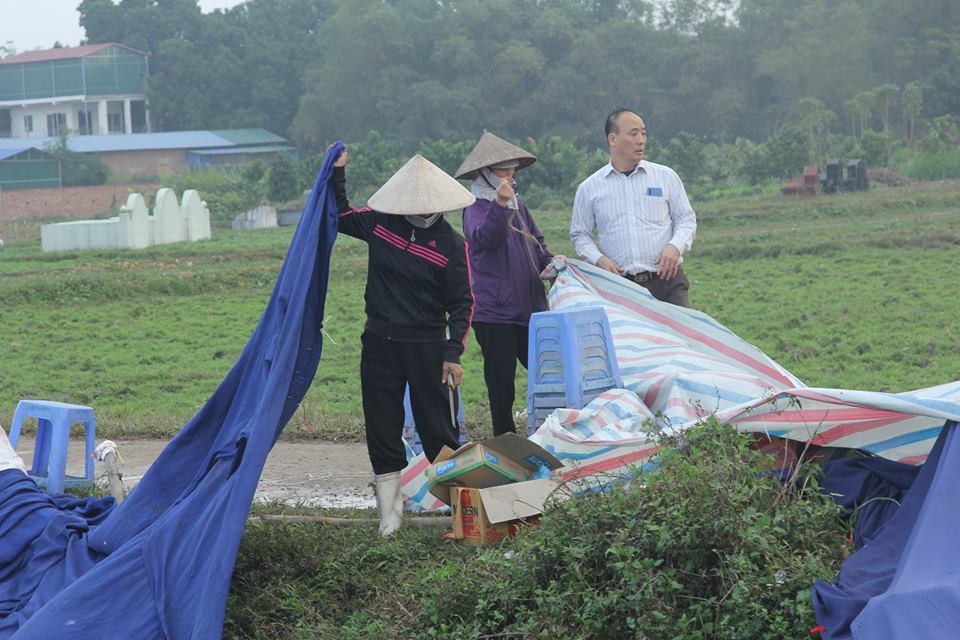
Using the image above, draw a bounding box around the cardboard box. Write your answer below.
[427,433,563,505]
[452,485,550,546]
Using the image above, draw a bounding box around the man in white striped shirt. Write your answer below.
[570,109,697,306]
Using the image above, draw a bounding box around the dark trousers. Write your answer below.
[360,331,460,475]
[473,322,529,436]
[629,267,691,307]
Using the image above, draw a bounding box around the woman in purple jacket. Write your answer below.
[456,132,556,436]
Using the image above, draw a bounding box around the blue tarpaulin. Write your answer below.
[0,141,344,639]
[813,420,960,639]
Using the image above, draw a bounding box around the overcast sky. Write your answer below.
[0,0,247,53]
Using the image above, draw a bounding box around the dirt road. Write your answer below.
[11,436,377,508]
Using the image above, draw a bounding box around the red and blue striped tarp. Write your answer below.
[400,259,960,510]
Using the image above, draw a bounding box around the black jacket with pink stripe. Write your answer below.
[332,167,474,363]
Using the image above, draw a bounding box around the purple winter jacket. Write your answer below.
[463,198,553,326]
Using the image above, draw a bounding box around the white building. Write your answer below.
[0,43,150,139]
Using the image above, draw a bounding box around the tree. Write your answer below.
[80,0,329,136]
[844,99,861,139]
[708,87,747,144]
[853,91,876,136]
[871,83,899,135]
[901,82,923,143]
[661,132,707,185]
[796,97,836,165]
[67,0,960,152]
[266,153,300,203]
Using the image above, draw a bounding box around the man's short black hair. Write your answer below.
[605,108,641,139]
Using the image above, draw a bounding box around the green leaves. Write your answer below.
[388,419,847,639]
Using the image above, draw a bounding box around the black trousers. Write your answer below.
[473,322,529,437]
[360,331,460,475]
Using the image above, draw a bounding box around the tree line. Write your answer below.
[66,0,958,154]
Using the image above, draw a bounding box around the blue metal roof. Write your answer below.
[0,129,292,153]
[0,148,34,160]
[68,131,237,152]
[187,144,297,156]
[0,139,44,150]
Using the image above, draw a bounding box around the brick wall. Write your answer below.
[100,149,189,178]
[0,183,160,222]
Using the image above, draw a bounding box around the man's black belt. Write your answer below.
[625,271,658,284]
[365,317,445,342]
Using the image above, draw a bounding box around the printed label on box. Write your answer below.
[435,460,458,476]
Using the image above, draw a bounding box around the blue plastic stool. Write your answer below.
[8,400,96,494]
[402,384,466,456]
[526,307,622,435]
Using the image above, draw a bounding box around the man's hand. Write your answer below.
[442,361,463,387]
[655,244,681,280]
[495,178,515,207]
[596,255,622,274]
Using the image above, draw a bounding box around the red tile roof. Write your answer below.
[0,43,147,65]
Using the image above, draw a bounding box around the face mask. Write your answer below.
[407,213,441,228]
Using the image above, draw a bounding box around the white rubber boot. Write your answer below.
[0,428,26,474]
[374,471,404,537]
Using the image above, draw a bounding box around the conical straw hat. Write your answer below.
[454,131,537,180]
[367,154,476,215]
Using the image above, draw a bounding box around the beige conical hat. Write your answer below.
[454,131,537,180]
[367,154,476,215]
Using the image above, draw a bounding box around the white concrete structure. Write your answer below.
[182,190,212,241]
[232,204,278,231]
[41,189,211,252]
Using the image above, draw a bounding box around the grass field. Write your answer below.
[2,179,959,440]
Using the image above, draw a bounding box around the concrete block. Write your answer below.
[151,188,185,246]
[182,190,212,241]
[41,188,213,252]
[232,205,278,231]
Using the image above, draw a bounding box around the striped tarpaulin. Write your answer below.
[400,259,960,510]
[546,259,960,465]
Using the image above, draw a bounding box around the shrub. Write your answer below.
[266,153,301,203]
[738,127,807,184]
[44,136,110,186]
[418,137,475,177]
[162,168,264,222]
[859,130,900,167]
[899,148,960,181]
[398,419,848,640]
[918,115,959,154]
[661,132,708,186]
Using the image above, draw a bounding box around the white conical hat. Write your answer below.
[367,154,476,215]
[454,131,537,180]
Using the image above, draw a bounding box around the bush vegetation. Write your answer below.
[226,420,851,639]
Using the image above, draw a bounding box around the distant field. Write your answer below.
[1,180,959,439]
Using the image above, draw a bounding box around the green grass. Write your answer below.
[226,518,463,639]
[2,180,959,439]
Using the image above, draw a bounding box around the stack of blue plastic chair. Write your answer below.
[526,306,622,435]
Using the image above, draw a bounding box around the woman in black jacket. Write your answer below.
[331,149,475,536]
